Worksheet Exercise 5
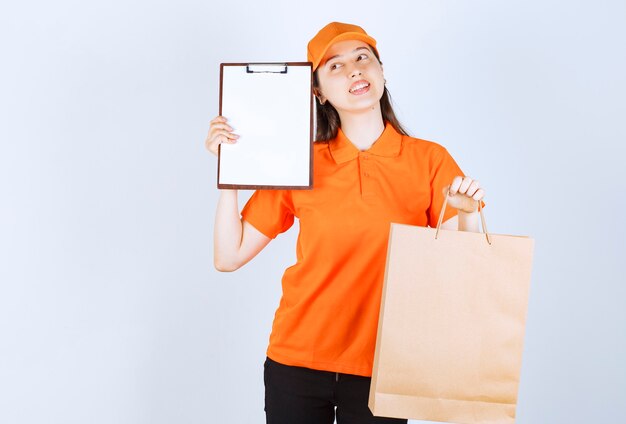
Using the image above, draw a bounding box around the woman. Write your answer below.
[205,22,485,424]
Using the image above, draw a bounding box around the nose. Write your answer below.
[348,64,362,78]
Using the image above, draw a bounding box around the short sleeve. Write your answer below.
[427,146,465,227]
[240,189,295,239]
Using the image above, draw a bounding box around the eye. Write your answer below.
[330,62,342,70]
[357,53,369,61]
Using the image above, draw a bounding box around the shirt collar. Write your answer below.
[329,121,402,164]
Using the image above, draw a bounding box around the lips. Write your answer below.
[349,79,370,94]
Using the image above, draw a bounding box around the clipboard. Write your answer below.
[218,62,314,189]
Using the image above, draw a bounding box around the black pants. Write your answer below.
[264,357,407,424]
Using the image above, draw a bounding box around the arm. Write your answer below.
[213,189,271,272]
[440,211,480,232]
[206,116,271,272]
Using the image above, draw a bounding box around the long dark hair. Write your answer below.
[312,46,411,142]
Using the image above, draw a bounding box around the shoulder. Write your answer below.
[401,134,452,161]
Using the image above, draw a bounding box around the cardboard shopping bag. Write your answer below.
[369,200,534,424]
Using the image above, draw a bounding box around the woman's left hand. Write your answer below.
[443,176,485,213]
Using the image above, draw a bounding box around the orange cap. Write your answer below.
[307,22,379,71]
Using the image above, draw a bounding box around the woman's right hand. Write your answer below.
[204,116,240,156]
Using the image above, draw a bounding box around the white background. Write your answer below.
[1,1,624,423]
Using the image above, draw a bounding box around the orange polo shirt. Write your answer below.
[240,121,465,376]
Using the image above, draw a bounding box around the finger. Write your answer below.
[205,130,238,150]
[210,116,228,124]
[449,176,463,195]
[458,177,473,195]
[441,185,451,197]
[209,122,235,135]
[215,130,239,143]
[472,189,485,201]
[466,180,480,197]
[208,129,239,142]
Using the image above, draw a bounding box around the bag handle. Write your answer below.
[434,190,492,245]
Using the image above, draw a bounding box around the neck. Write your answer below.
[337,105,385,151]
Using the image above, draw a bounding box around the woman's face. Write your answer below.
[315,39,385,114]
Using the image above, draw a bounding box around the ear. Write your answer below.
[313,88,327,105]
